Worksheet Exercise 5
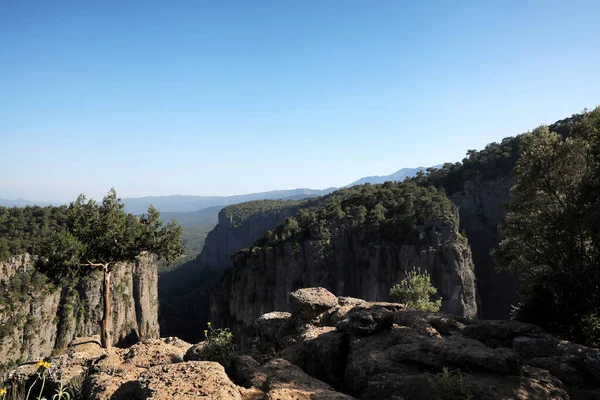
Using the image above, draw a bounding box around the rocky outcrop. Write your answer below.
[251,288,600,400]
[450,175,520,319]
[211,216,477,342]
[5,336,353,400]
[0,254,159,375]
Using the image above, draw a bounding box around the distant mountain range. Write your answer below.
[0,165,439,214]
[121,188,337,215]
[346,165,443,187]
[0,198,61,207]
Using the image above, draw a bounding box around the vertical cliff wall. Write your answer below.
[197,204,307,270]
[159,200,308,341]
[0,254,158,374]
[450,175,520,319]
[211,214,478,342]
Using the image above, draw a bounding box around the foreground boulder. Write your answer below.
[252,287,600,400]
[136,362,243,399]
[290,287,339,321]
[248,359,355,400]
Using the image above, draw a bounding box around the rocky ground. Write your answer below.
[6,287,600,399]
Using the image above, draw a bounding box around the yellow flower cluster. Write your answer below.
[36,360,51,369]
[0,387,7,397]
[204,322,213,338]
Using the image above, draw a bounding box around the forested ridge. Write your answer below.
[222,199,312,228]
[0,206,68,262]
[253,181,456,249]
[414,113,582,194]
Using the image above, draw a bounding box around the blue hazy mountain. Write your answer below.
[1,165,441,214]
[0,198,62,207]
[346,165,442,187]
[121,188,337,214]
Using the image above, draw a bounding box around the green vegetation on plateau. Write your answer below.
[414,114,582,195]
[0,206,69,262]
[223,199,311,228]
[254,181,456,248]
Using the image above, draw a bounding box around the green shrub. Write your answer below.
[200,323,236,369]
[390,267,442,312]
[580,312,600,348]
[429,367,473,400]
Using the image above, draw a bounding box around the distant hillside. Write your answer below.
[347,165,442,187]
[122,188,333,214]
[155,206,223,273]
[159,205,222,228]
[0,198,61,207]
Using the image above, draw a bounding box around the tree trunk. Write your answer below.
[101,266,112,351]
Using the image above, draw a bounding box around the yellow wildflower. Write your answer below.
[36,360,50,369]
[0,387,7,397]
[204,329,208,334]
[207,322,212,327]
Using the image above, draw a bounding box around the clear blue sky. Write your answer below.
[1,0,599,201]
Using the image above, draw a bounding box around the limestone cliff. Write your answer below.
[197,202,308,270]
[450,175,519,319]
[0,254,158,375]
[211,185,478,341]
[159,200,309,341]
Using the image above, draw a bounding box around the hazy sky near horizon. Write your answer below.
[1,1,599,202]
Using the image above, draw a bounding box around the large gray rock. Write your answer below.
[253,359,356,400]
[254,311,296,350]
[321,297,368,326]
[136,361,243,400]
[121,339,185,368]
[184,341,208,362]
[229,355,260,388]
[336,305,395,336]
[250,292,599,400]
[289,287,338,321]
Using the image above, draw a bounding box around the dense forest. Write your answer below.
[0,204,201,274]
[255,181,456,248]
[0,206,69,262]
[493,108,600,346]
[221,199,311,228]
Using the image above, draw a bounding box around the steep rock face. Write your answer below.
[0,254,158,374]
[198,205,305,270]
[211,218,477,342]
[159,201,306,342]
[450,175,520,319]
